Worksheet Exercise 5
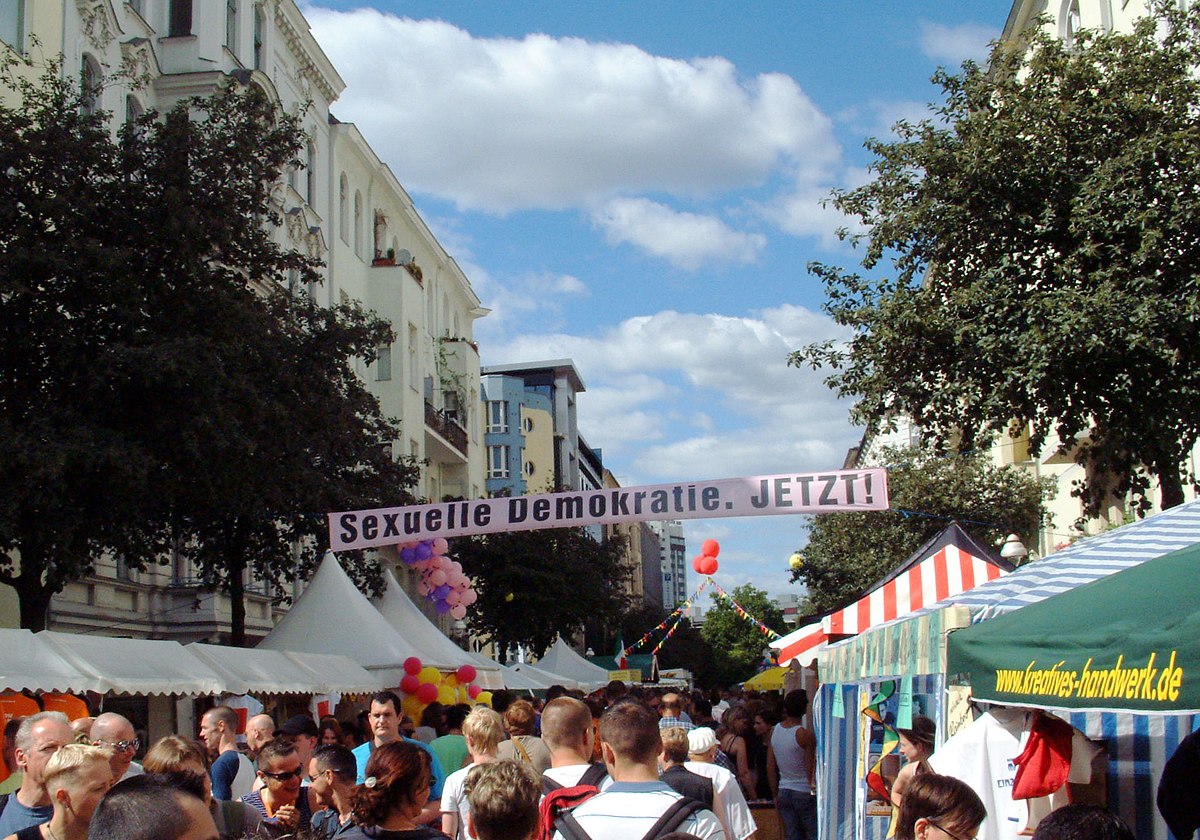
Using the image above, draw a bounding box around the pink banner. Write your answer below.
[328,469,889,551]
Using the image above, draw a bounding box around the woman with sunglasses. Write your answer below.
[241,738,317,836]
[895,773,986,840]
[339,740,449,839]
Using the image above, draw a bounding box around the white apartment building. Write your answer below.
[0,0,486,639]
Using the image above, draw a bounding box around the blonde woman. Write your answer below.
[2,743,112,840]
[142,735,264,838]
[440,707,504,840]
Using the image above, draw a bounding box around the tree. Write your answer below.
[792,446,1052,612]
[452,528,630,663]
[699,584,784,687]
[0,56,417,637]
[616,601,718,687]
[793,4,1200,521]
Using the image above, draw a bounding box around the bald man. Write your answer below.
[90,712,144,782]
[244,715,275,759]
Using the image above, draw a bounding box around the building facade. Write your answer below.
[0,0,485,639]
[647,520,688,610]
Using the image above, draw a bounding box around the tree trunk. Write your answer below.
[1160,465,1185,510]
[16,575,53,631]
[228,524,248,647]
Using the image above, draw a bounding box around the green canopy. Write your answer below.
[947,541,1200,713]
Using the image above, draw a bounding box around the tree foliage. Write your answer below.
[792,446,1052,612]
[616,601,718,688]
[0,57,417,637]
[452,528,631,663]
[699,584,784,687]
[793,4,1200,519]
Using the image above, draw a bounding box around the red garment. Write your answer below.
[1011,712,1073,800]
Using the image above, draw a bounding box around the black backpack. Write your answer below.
[541,762,610,794]
[554,797,707,840]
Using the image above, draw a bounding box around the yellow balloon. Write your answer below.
[437,684,457,705]
[789,553,804,570]
[474,691,493,707]
[457,685,470,704]
[443,674,459,688]
[402,695,425,720]
[418,666,441,685]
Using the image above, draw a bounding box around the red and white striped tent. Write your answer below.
[772,523,1012,666]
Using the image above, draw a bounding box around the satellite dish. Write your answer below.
[395,248,413,266]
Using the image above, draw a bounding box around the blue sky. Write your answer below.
[300,1,1007,602]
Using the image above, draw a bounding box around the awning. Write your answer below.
[823,527,1008,635]
[743,665,788,691]
[819,605,972,684]
[947,541,1200,714]
[284,652,385,695]
[506,661,582,691]
[187,644,381,696]
[0,629,105,694]
[39,631,225,696]
[770,621,829,667]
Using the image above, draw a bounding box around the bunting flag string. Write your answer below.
[651,606,690,655]
[624,578,709,657]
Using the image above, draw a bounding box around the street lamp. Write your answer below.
[999,533,1030,564]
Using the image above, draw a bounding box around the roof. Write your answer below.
[770,621,829,668]
[0,630,105,694]
[39,632,225,697]
[187,644,381,696]
[480,359,586,393]
[535,637,612,688]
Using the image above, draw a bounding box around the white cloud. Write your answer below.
[592,198,766,270]
[483,306,859,482]
[918,22,994,66]
[303,5,841,215]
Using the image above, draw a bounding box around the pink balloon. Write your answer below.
[445,589,462,607]
[429,569,447,587]
[467,684,482,699]
[416,682,439,704]
[700,556,719,575]
[418,581,430,596]
[692,555,705,574]
[701,539,720,558]
[432,538,449,554]
[403,657,423,676]
[457,665,477,684]
[450,604,467,620]
[400,674,420,695]
[462,590,478,606]
[451,561,463,574]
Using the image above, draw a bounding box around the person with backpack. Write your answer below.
[549,701,724,840]
[540,699,608,792]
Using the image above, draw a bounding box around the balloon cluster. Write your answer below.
[691,539,721,576]
[398,538,478,621]
[398,658,484,719]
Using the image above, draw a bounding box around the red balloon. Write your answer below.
[416,682,439,704]
[700,556,719,575]
[692,555,705,574]
[403,657,423,676]
[456,665,477,684]
[701,539,720,558]
[467,684,482,699]
[400,674,420,695]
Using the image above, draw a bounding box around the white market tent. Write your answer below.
[373,569,504,689]
[188,643,381,696]
[39,631,225,696]
[258,552,440,683]
[505,661,582,691]
[534,637,612,689]
[0,629,105,694]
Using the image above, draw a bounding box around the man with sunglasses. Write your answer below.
[90,712,144,782]
[240,738,317,836]
[199,706,255,801]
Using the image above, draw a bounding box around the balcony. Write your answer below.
[425,401,468,457]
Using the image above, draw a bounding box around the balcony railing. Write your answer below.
[425,401,467,454]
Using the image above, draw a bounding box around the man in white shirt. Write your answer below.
[541,698,608,790]
[90,712,145,782]
[686,727,756,840]
[552,701,725,840]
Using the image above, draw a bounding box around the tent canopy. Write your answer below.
[948,541,1200,714]
[771,621,829,667]
[535,637,612,688]
[259,552,433,682]
[743,665,787,691]
[40,632,225,696]
[373,569,503,686]
[0,630,105,694]
[188,644,381,696]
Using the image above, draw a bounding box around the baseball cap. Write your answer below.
[275,715,319,739]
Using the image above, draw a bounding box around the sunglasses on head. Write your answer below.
[260,766,305,781]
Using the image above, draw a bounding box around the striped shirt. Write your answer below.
[551,781,725,840]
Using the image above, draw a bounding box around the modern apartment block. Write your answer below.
[647,520,688,610]
[0,0,485,638]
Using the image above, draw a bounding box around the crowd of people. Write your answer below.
[0,681,1140,840]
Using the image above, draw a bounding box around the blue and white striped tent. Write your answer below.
[815,498,1200,840]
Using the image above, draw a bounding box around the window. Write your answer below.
[1,0,23,49]
[1061,0,1081,47]
[225,0,237,51]
[305,140,316,204]
[375,343,392,381]
[338,173,348,242]
[169,0,193,37]
[487,445,510,478]
[253,6,265,69]
[125,94,143,125]
[80,55,101,116]
[128,0,144,17]
[524,461,535,477]
[522,416,534,433]
[487,401,508,433]
[408,324,418,389]
[353,191,363,258]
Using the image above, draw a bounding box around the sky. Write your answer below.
[299,0,1008,603]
